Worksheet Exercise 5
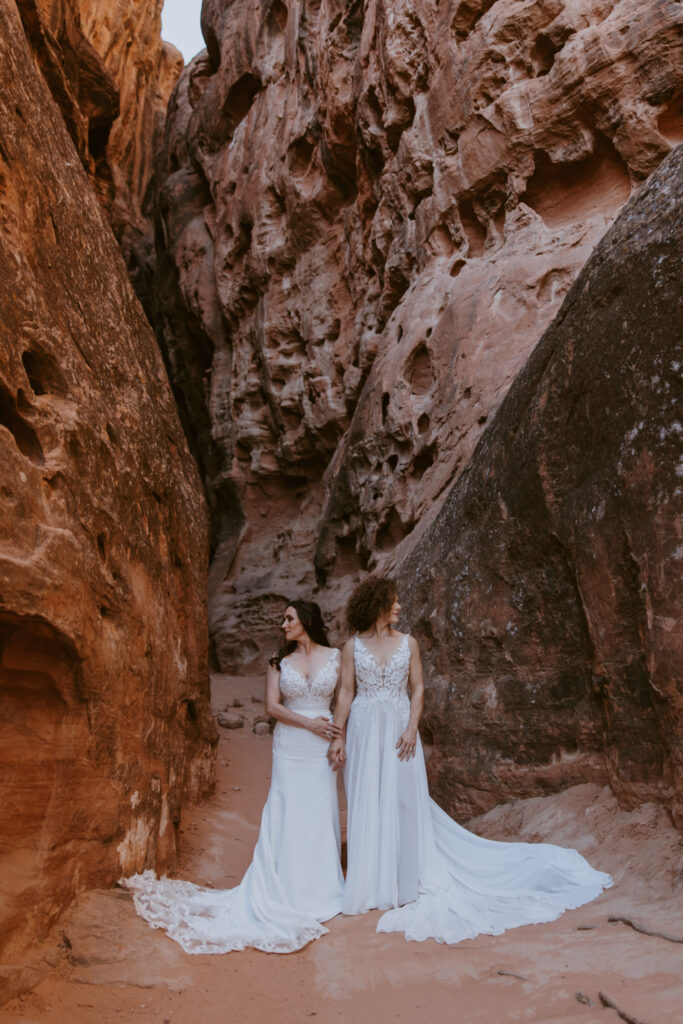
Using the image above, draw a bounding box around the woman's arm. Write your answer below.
[264,662,342,740]
[327,640,355,768]
[396,635,425,760]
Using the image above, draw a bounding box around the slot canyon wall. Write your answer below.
[0,0,215,987]
[396,145,683,825]
[1,0,681,988]
[16,0,183,282]
[145,0,683,679]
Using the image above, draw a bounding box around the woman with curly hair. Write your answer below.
[329,576,612,944]
[123,600,345,954]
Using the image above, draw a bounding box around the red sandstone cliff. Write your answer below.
[146,0,683,671]
[16,0,183,278]
[396,145,683,825]
[75,0,183,275]
[0,0,214,996]
[144,0,682,820]
[2,2,680,989]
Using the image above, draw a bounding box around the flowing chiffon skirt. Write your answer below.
[122,711,344,954]
[344,695,612,944]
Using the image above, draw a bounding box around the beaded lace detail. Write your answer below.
[120,657,343,956]
[120,873,328,954]
[280,648,339,711]
[354,634,411,702]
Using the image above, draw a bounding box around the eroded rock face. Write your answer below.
[149,0,683,668]
[16,0,182,283]
[15,0,119,184]
[0,0,215,970]
[76,0,183,279]
[396,145,683,825]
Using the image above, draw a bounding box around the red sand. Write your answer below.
[2,674,682,1024]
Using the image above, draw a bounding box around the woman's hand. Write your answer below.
[396,727,418,761]
[308,717,343,741]
[327,736,346,771]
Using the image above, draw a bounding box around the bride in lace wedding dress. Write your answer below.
[122,600,344,953]
[329,577,612,944]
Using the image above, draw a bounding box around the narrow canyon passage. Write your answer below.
[2,675,682,1024]
[1,0,682,1012]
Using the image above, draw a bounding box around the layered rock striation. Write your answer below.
[396,145,683,825]
[15,0,118,185]
[16,0,182,282]
[75,0,183,281]
[148,0,683,669]
[0,0,214,976]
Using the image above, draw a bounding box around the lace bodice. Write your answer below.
[279,648,339,711]
[353,634,411,702]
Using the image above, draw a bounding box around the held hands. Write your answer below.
[396,727,418,761]
[309,717,343,742]
[327,735,346,771]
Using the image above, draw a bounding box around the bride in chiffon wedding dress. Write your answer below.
[121,601,344,954]
[330,578,612,944]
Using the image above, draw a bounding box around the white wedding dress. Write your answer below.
[121,649,344,953]
[343,634,612,942]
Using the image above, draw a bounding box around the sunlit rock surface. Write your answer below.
[16,0,182,281]
[396,145,683,824]
[0,0,215,974]
[76,0,183,280]
[148,0,683,668]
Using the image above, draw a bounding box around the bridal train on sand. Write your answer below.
[123,581,611,953]
[337,623,612,943]
[122,601,344,953]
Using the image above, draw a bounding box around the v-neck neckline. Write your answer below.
[283,648,337,689]
[356,634,406,670]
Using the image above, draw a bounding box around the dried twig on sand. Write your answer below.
[608,916,683,944]
[599,990,648,1024]
[496,970,528,982]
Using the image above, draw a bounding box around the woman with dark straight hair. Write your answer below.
[123,599,344,953]
[329,575,612,944]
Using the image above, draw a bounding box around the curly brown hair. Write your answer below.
[346,576,398,633]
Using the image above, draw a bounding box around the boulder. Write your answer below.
[217,712,246,729]
[395,145,683,826]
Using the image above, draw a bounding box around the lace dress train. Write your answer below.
[344,635,612,943]
[122,650,344,954]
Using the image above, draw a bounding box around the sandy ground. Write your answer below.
[2,674,683,1024]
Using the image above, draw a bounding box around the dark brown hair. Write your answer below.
[346,576,398,634]
[269,599,330,668]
